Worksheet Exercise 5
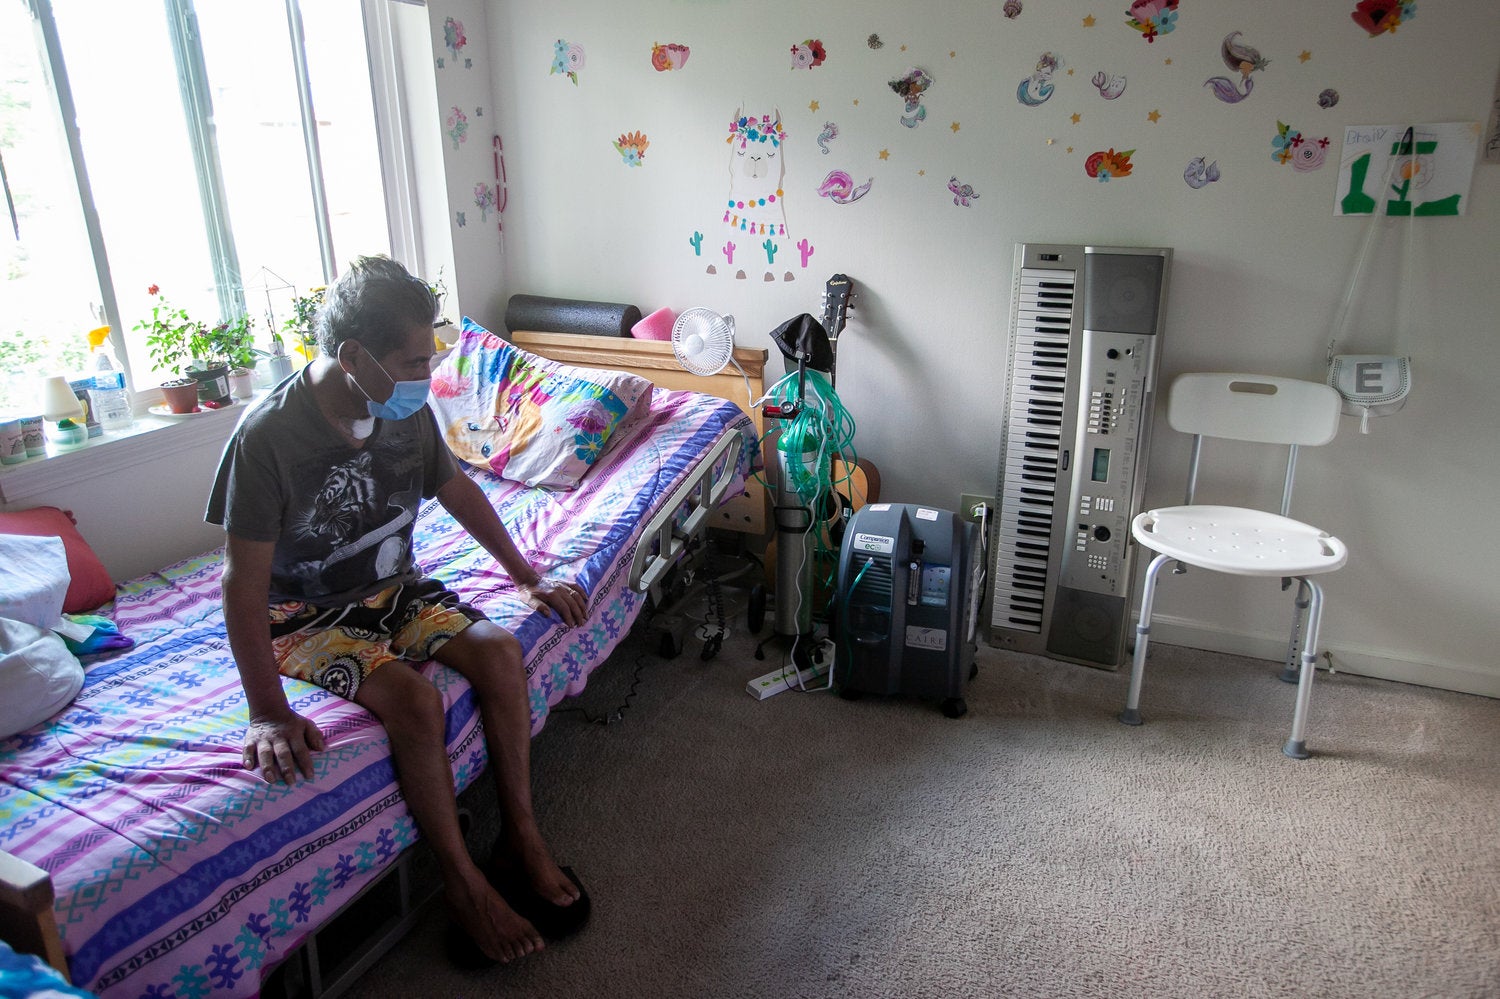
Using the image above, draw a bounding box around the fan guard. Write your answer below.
[671,308,737,376]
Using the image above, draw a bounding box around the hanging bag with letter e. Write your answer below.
[1326,125,1417,434]
[1326,354,1411,433]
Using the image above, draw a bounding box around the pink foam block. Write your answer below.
[631,306,676,340]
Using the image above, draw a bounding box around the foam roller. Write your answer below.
[504,294,642,338]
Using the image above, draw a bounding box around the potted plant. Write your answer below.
[282,286,325,367]
[135,284,209,413]
[205,313,259,400]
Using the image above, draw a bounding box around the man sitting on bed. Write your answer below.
[206,255,588,965]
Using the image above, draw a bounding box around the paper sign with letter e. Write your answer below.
[1334,122,1478,217]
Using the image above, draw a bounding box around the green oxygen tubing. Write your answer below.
[756,367,862,616]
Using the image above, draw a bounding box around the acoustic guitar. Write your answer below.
[819,272,880,536]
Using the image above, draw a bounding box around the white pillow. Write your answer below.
[0,617,83,739]
[0,534,70,630]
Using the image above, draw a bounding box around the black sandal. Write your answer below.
[487,863,591,941]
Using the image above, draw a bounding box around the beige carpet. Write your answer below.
[349,620,1500,999]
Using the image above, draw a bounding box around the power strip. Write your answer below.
[746,659,830,700]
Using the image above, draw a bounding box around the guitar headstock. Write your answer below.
[820,273,856,340]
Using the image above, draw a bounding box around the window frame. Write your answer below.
[15,0,429,405]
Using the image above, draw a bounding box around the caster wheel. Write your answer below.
[968,662,979,681]
[747,584,767,633]
[838,686,863,701]
[658,631,682,659]
[941,697,968,719]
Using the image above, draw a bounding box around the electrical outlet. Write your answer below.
[959,493,994,524]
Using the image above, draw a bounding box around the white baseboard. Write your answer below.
[1148,615,1500,700]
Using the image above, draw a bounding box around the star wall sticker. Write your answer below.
[1299,50,1312,62]
[809,100,820,112]
[1082,14,1096,26]
[951,121,961,133]
[879,148,890,160]
[1071,112,1082,124]
[1148,109,1162,122]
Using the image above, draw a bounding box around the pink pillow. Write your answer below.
[631,306,676,341]
[0,506,115,612]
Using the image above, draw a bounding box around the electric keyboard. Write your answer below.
[989,243,1171,668]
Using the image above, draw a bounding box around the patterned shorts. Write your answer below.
[268,578,487,701]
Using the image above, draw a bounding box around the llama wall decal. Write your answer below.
[724,110,789,239]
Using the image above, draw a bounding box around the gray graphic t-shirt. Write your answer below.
[205,368,457,605]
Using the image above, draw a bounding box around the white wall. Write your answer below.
[453,0,1500,694]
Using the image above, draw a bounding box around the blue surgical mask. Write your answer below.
[355,351,431,422]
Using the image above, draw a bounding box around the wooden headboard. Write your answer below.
[508,330,769,537]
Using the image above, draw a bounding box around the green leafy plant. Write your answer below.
[135,284,208,380]
[282,286,325,362]
[205,313,259,371]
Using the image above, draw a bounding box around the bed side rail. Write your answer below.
[0,849,69,980]
[630,427,747,597]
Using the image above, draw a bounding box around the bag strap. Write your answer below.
[1328,125,1416,362]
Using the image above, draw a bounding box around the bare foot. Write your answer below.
[498,831,583,908]
[447,865,544,962]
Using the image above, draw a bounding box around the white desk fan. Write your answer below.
[671,308,756,407]
[672,308,737,375]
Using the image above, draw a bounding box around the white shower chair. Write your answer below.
[1119,373,1348,759]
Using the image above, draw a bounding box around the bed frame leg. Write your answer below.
[0,850,69,981]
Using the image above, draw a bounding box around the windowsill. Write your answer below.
[0,392,264,505]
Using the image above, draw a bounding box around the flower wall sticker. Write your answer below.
[1204,31,1269,104]
[446,107,468,150]
[551,39,585,85]
[1271,122,1330,171]
[1084,148,1135,181]
[651,42,690,71]
[1125,0,1179,43]
[443,18,467,61]
[1352,0,1416,37]
[614,131,649,167]
[474,183,497,220]
[791,40,827,70]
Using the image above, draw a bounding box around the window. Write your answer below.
[0,0,434,414]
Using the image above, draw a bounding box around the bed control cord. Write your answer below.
[552,635,652,726]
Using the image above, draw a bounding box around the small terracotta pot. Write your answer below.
[159,380,200,414]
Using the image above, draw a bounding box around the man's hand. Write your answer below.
[243,711,326,785]
[517,578,587,628]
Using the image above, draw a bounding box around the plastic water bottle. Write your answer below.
[90,369,133,433]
